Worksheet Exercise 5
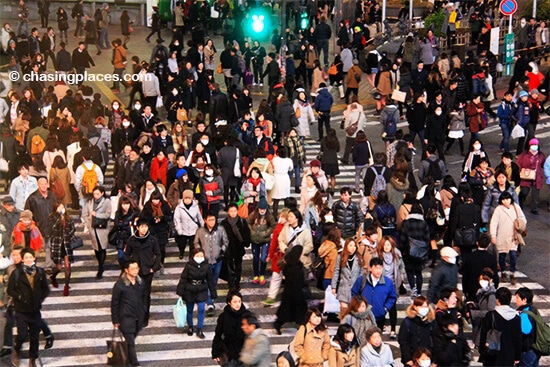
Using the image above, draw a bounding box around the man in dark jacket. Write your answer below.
[71,42,95,86]
[121,147,148,192]
[428,246,459,304]
[314,83,333,141]
[410,61,429,94]
[331,187,363,239]
[145,6,163,43]
[210,84,229,125]
[111,260,147,367]
[7,248,50,367]
[124,217,161,327]
[461,234,499,302]
[314,16,332,67]
[55,42,72,73]
[243,125,274,161]
[261,52,281,93]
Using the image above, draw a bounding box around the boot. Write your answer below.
[96,250,106,279]
[338,85,345,99]
[10,349,20,367]
[501,272,508,283]
[28,359,37,367]
[428,249,438,268]
[510,273,517,285]
[186,326,193,336]
[45,334,55,349]
[63,284,70,296]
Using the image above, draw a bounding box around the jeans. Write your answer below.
[252,63,263,84]
[406,263,423,293]
[99,27,109,49]
[519,349,540,367]
[318,112,331,140]
[317,39,329,66]
[289,164,301,189]
[186,301,206,329]
[409,129,426,151]
[499,251,518,273]
[14,311,41,359]
[355,164,369,191]
[500,123,511,152]
[113,67,128,90]
[207,261,222,306]
[519,185,540,212]
[17,22,29,36]
[251,243,268,277]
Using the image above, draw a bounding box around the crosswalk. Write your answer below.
[2,102,550,367]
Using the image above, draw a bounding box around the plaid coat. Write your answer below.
[49,212,76,265]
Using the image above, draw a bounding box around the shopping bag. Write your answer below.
[106,328,129,366]
[511,124,525,139]
[155,95,163,108]
[391,89,407,103]
[323,285,340,313]
[173,298,187,328]
[237,202,248,218]
[110,195,120,220]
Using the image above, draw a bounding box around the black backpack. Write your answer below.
[426,158,443,181]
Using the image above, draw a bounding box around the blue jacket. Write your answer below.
[497,100,514,126]
[314,88,333,112]
[514,101,531,128]
[351,273,397,319]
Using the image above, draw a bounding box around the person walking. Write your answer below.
[292,306,331,366]
[247,198,276,285]
[239,313,272,367]
[98,3,110,49]
[111,260,146,367]
[141,191,172,276]
[48,203,75,296]
[173,189,204,260]
[220,205,251,291]
[211,290,247,366]
[82,186,111,279]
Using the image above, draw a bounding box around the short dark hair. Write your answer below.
[439,288,455,301]
[242,312,261,328]
[496,287,512,305]
[204,210,217,220]
[439,313,459,329]
[477,233,491,248]
[20,247,36,259]
[225,289,243,304]
[426,144,437,155]
[370,257,383,267]
[515,287,534,304]
[340,186,352,195]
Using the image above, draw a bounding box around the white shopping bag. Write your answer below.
[323,286,340,314]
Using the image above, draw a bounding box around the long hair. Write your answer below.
[324,128,339,150]
[340,295,370,320]
[303,307,327,331]
[340,238,362,268]
[376,236,398,261]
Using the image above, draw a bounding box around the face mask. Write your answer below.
[201,139,209,145]
[447,256,457,264]
[435,110,442,116]
[205,169,213,176]
[521,20,526,26]
[530,145,539,152]
[473,143,481,150]
[324,215,334,222]
[419,360,431,367]
[134,104,141,110]
[172,89,178,95]
[479,280,489,289]
[61,208,65,215]
[123,121,131,127]
[194,256,205,264]
[174,41,179,46]
[418,307,430,317]
[113,104,119,109]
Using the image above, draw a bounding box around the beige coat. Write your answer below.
[278,223,314,268]
[311,68,325,95]
[328,340,360,367]
[294,324,331,366]
[50,166,71,206]
[489,203,526,254]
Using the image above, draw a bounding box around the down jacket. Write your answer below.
[193,224,229,265]
[398,304,436,365]
[176,257,217,303]
[331,200,363,239]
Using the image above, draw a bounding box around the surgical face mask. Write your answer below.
[172,89,178,95]
[418,307,430,317]
[134,104,141,110]
[521,20,526,26]
[435,110,442,116]
[112,104,119,109]
[473,143,481,150]
[174,41,179,46]
[201,139,209,146]
[194,256,205,264]
[205,169,213,176]
[324,215,334,222]
[419,359,431,367]
[479,280,489,289]
[530,145,539,152]
[447,256,457,264]
[122,121,130,127]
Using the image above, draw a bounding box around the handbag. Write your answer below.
[237,202,248,218]
[261,162,275,191]
[323,285,340,313]
[106,328,129,366]
[454,226,477,247]
[155,95,163,108]
[70,236,84,250]
[0,245,12,269]
[519,167,536,181]
[128,25,134,33]
[176,107,188,122]
[0,142,8,172]
[512,204,528,238]
[173,297,187,328]
[485,312,502,356]
[511,124,525,139]
[216,63,223,74]
[93,217,109,229]
[345,115,360,136]
[50,172,66,200]
[391,89,407,103]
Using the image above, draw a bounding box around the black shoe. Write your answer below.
[45,334,54,349]
[196,329,205,339]
[179,254,184,260]
[96,270,103,279]
[186,326,193,336]
[294,187,301,194]
[273,322,282,335]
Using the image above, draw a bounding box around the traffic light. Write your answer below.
[246,8,270,40]
[299,9,309,30]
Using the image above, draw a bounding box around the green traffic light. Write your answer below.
[252,14,265,33]
[300,13,309,30]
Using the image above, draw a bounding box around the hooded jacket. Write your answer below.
[398,304,436,365]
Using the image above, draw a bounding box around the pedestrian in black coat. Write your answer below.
[211,291,247,364]
[141,192,173,269]
[398,296,436,366]
[111,261,147,367]
[461,234,499,302]
[124,218,161,326]
[433,313,471,366]
[176,247,217,338]
[274,245,308,334]
[220,204,251,290]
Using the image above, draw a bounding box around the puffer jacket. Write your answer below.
[193,224,228,264]
[176,257,217,303]
[331,200,363,239]
[174,200,204,236]
[428,261,459,304]
[398,304,436,365]
[481,182,518,223]
[248,213,276,244]
[275,98,295,133]
[351,273,397,319]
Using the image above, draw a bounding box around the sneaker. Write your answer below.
[207,305,215,316]
[259,275,266,285]
[411,287,418,298]
[389,331,397,339]
[259,83,263,86]
[253,276,259,284]
[510,274,517,285]
[263,298,276,305]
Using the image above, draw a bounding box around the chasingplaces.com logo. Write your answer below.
[8,71,150,85]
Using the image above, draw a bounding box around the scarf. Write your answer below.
[338,339,353,353]
[13,222,43,251]
[464,150,483,173]
[152,201,163,218]
[248,176,262,187]
[350,309,374,344]
[227,216,244,243]
[22,263,36,276]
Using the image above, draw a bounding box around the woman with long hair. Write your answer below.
[42,137,66,179]
[211,290,247,365]
[311,59,325,98]
[352,130,373,193]
[340,295,376,346]
[50,155,71,207]
[271,146,294,217]
[48,202,76,296]
[291,306,331,365]
[300,174,321,214]
[241,166,266,213]
[149,149,169,186]
[120,10,133,49]
[56,7,69,44]
[320,128,340,194]
[204,38,217,72]
[110,195,139,268]
[373,190,397,238]
[332,238,364,310]
[171,122,188,155]
[318,226,341,290]
[141,191,173,275]
[328,323,361,367]
[304,190,328,251]
[247,198,276,285]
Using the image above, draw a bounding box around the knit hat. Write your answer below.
[20,210,33,221]
[310,159,321,168]
[182,189,194,199]
[257,197,269,210]
[529,138,539,146]
[519,90,529,98]
[176,168,188,179]
[166,146,176,155]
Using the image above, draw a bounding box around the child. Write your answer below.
[445,102,466,156]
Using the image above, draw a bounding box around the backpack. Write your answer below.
[385,110,397,137]
[426,158,443,181]
[31,134,46,155]
[81,163,99,196]
[328,64,338,75]
[89,138,103,166]
[409,238,429,260]
[523,310,550,356]
[370,167,386,198]
[378,205,396,229]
